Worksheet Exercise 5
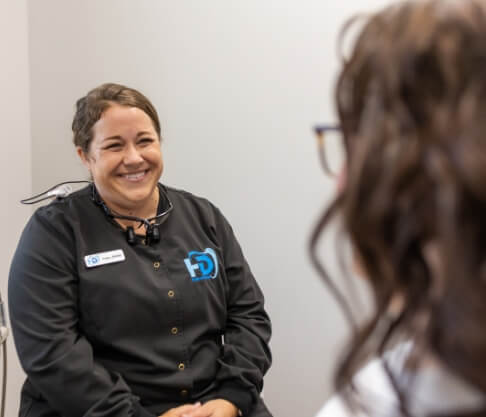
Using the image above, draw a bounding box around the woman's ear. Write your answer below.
[76,146,90,169]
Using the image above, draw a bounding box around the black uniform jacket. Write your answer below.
[9,184,272,417]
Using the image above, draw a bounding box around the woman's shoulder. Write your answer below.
[34,184,92,212]
[163,184,224,219]
[164,184,211,204]
[316,356,399,417]
[315,343,414,417]
[315,395,355,417]
[12,187,95,270]
[25,185,94,232]
[316,341,486,417]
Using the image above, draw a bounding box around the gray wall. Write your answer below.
[1,0,31,415]
[5,1,391,416]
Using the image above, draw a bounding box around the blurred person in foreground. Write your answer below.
[312,1,486,416]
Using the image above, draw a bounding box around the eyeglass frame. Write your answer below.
[313,124,342,177]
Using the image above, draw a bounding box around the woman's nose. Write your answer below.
[123,144,144,165]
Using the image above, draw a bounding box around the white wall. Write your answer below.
[26,1,391,416]
[1,0,31,415]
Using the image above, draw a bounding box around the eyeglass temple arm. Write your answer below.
[313,124,340,136]
[313,125,341,175]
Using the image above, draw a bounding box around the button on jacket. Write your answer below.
[9,184,272,417]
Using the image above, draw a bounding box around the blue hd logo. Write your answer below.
[184,248,219,282]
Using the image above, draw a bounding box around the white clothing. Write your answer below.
[316,343,485,417]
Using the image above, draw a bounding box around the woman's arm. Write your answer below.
[8,207,155,417]
[205,206,272,416]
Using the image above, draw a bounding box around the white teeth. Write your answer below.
[124,171,146,181]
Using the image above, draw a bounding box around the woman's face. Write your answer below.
[77,103,163,213]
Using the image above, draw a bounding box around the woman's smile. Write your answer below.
[119,169,150,182]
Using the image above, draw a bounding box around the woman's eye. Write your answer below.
[104,143,122,150]
[139,138,154,145]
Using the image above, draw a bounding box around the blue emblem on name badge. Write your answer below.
[86,255,100,267]
[184,248,219,282]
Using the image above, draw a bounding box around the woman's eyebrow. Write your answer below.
[102,135,123,142]
[136,131,154,137]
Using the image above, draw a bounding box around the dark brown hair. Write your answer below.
[311,0,486,415]
[72,83,161,153]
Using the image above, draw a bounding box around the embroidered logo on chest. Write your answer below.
[184,248,218,281]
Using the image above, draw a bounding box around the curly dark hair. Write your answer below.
[311,1,486,415]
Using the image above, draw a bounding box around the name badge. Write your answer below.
[84,249,125,268]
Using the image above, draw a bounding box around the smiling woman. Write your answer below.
[78,104,163,222]
[8,83,273,417]
[74,84,164,227]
